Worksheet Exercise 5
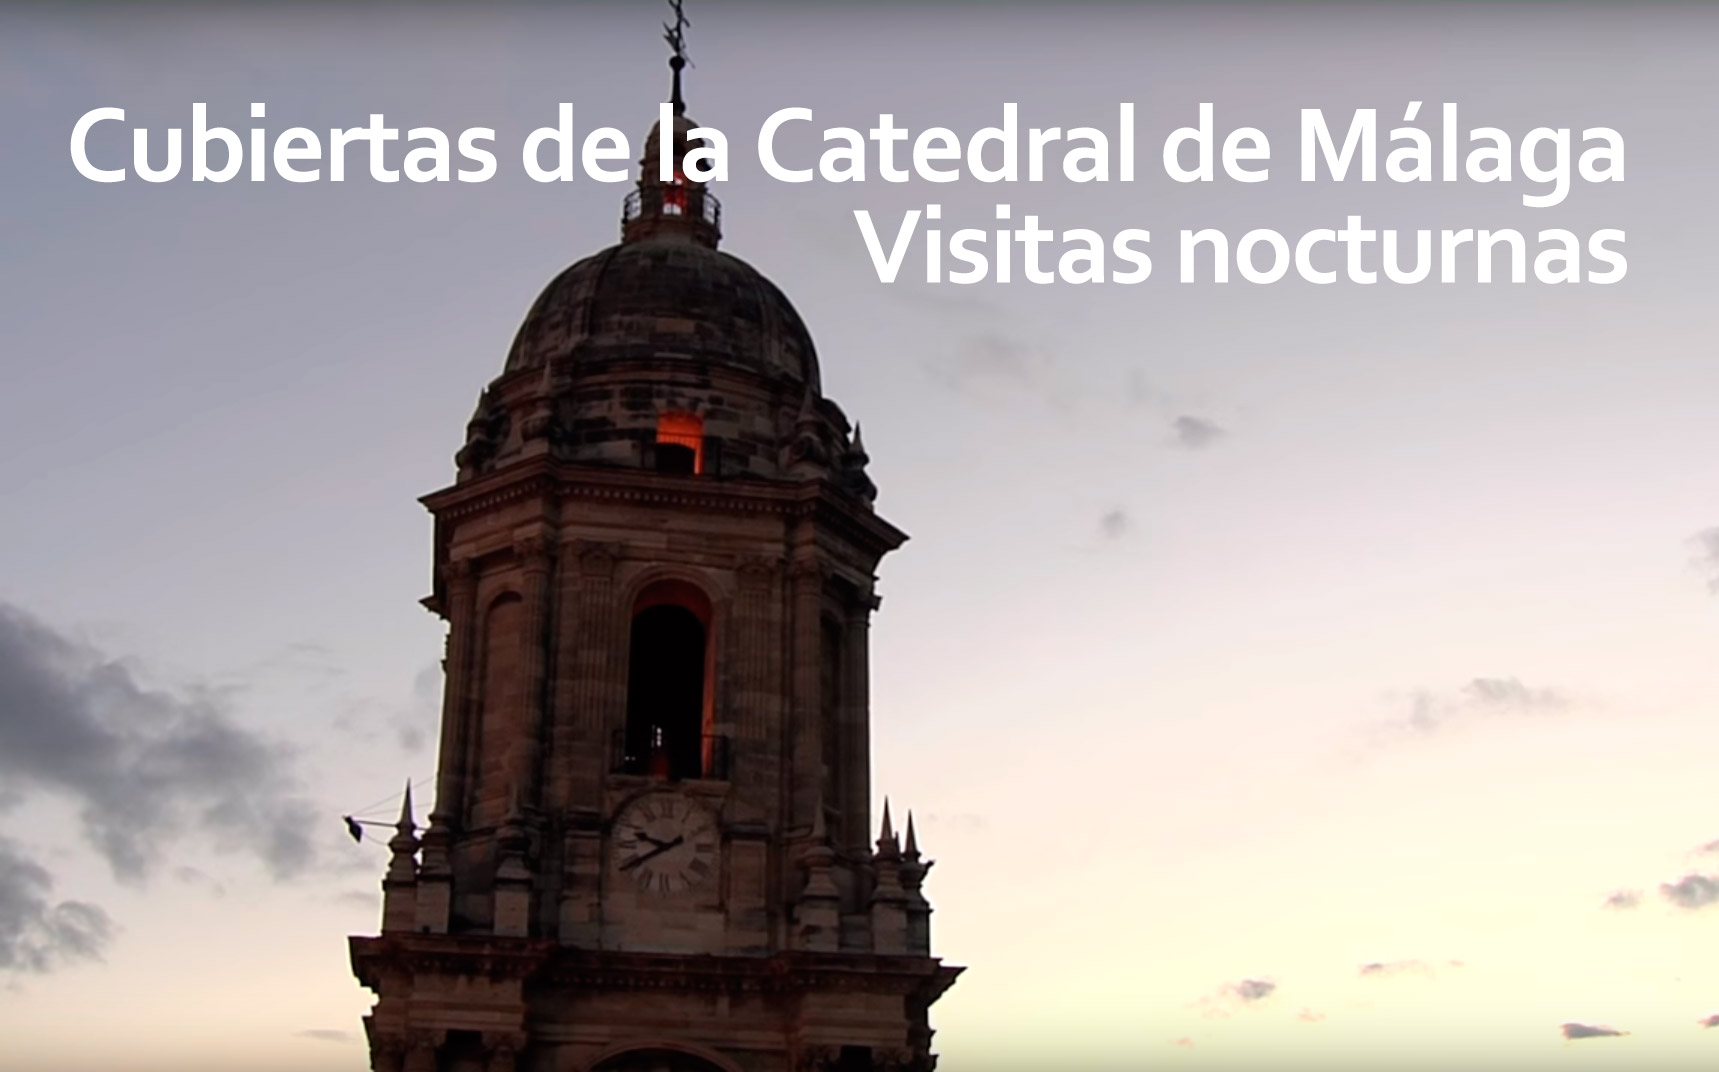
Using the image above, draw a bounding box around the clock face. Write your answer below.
[612,792,719,897]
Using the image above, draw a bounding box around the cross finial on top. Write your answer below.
[663,0,691,115]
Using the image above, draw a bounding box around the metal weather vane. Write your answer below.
[664,0,691,114]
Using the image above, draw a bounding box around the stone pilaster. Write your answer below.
[512,531,554,813]
[788,556,826,834]
[402,1030,439,1072]
[731,555,781,824]
[566,541,622,812]
[431,555,479,830]
[840,590,876,855]
[557,818,603,946]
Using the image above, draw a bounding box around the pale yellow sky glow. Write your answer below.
[2,3,1718,1070]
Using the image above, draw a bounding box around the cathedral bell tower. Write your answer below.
[348,35,961,1072]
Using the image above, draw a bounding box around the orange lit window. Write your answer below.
[663,171,687,216]
[656,412,703,475]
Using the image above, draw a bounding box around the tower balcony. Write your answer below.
[611,728,731,782]
[622,185,722,246]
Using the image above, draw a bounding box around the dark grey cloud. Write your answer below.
[1602,889,1642,910]
[295,1029,359,1044]
[1561,1022,1626,1040]
[0,599,318,884]
[0,836,113,974]
[1099,509,1129,540]
[1171,415,1226,450]
[1692,528,1719,593]
[1660,873,1719,910]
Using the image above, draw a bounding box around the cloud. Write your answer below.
[1699,1014,1719,1029]
[1194,977,1278,1019]
[1561,1022,1626,1040]
[917,812,988,835]
[1171,415,1226,450]
[172,866,227,900]
[1169,1037,1195,1048]
[295,1029,359,1044]
[1692,528,1719,593]
[1399,677,1572,735]
[1359,959,1443,978]
[331,889,378,910]
[1297,1008,1326,1023]
[1463,677,1569,711]
[923,334,1073,411]
[395,662,443,753]
[1229,978,1277,1002]
[1602,889,1642,910]
[1099,509,1129,540]
[0,837,114,974]
[1660,873,1719,910]
[0,600,320,885]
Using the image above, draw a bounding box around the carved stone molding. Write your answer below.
[788,558,829,584]
[484,1031,530,1072]
[576,540,622,578]
[513,530,554,566]
[441,553,481,589]
[794,1044,839,1072]
[734,554,781,592]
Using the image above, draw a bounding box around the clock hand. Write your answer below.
[634,832,668,849]
[619,835,685,872]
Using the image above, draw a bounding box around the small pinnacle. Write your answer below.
[904,810,919,857]
[879,798,894,843]
[395,781,415,831]
[851,422,867,455]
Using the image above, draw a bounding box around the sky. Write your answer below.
[2,2,1719,1069]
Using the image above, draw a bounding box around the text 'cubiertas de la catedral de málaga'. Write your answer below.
[70,101,1629,286]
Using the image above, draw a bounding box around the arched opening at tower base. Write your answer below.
[623,580,714,780]
[591,1047,734,1072]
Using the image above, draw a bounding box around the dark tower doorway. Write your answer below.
[625,583,711,780]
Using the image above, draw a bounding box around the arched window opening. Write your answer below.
[622,580,717,780]
[655,411,704,475]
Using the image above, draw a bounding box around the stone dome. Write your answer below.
[501,236,822,392]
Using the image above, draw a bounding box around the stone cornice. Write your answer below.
[420,459,908,558]
[350,935,960,1002]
